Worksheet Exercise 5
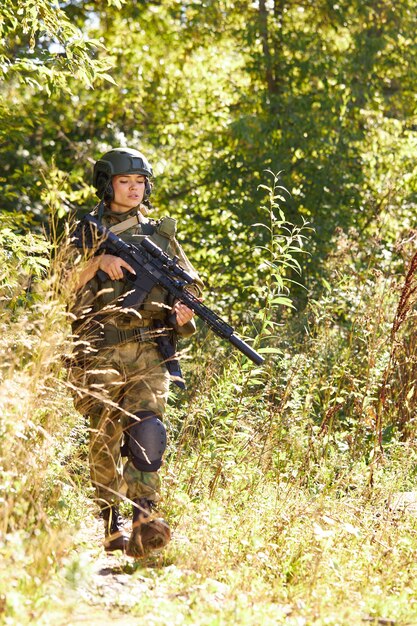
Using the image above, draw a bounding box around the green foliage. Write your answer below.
[2,0,416,289]
[0,0,114,91]
[0,0,114,222]
[0,213,50,312]
[251,171,311,326]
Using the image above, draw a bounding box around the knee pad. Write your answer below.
[127,411,167,472]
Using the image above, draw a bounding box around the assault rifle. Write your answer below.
[73,214,264,375]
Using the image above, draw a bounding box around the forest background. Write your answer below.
[1,1,417,624]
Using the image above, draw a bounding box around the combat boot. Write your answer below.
[126,498,171,558]
[101,505,129,553]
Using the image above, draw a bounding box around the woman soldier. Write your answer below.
[71,147,203,557]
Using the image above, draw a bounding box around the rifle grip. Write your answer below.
[167,312,177,327]
[97,269,108,282]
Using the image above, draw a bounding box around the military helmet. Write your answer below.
[93,147,153,200]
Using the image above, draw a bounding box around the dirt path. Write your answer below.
[54,516,169,625]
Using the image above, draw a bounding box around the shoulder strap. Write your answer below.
[108,214,141,235]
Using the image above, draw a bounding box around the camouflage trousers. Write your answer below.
[71,339,170,507]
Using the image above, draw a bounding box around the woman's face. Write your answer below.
[111,174,146,212]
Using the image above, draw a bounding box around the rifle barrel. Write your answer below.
[229,334,264,366]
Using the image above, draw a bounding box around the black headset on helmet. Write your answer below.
[92,147,153,203]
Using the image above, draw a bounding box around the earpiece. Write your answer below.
[103,179,114,202]
[144,178,152,200]
[94,172,113,201]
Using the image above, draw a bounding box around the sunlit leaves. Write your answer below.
[0,0,112,91]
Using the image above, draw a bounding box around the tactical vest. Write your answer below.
[93,215,178,323]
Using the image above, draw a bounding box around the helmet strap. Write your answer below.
[96,199,105,223]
